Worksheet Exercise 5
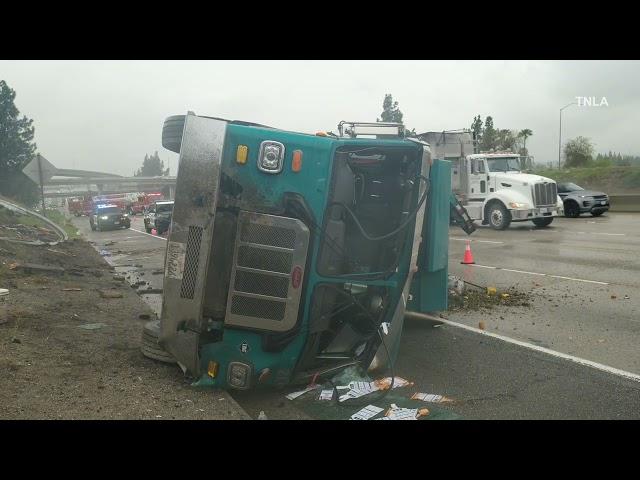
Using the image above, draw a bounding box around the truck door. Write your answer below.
[468,158,488,199]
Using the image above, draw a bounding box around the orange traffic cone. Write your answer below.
[461,240,475,264]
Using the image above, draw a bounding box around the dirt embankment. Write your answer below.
[0,238,248,419]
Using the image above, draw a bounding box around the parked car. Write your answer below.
[144,200,174,234]
[90,204,131,231]
[557,182,610,218]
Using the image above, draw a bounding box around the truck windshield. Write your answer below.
[486,157,521,172]
[98,207,121,214]
[156,204,173,213]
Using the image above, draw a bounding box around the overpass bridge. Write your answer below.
[23,155,177,199]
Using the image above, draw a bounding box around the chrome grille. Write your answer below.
[225,212,310,332]
[179,226,203,299]
[534,182,558,207]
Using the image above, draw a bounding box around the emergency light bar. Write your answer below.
[338,121,405,138]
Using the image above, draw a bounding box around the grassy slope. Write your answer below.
[533,166,640,194]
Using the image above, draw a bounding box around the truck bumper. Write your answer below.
[510,206,561,221]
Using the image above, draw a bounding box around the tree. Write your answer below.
[470,115,483,151]
[135,151,168,176]
[0,80,39,206]
[377,94,404,124]
[518,129,533,155]
[564,136,595,167]
[480,116,497,151]
[495,129,519,152]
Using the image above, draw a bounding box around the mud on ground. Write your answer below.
[0,238,249,419]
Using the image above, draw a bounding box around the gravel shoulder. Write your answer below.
[0,236,249,419]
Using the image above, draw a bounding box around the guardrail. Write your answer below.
[609,194,640,212]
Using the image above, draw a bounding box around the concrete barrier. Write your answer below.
[609,194,640,212]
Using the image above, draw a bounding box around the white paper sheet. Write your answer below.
[350,405,384,420]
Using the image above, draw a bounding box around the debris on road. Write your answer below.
[285,384,321,400]
[411,392,455,404]
[449,287,531,311]
[382,404,430,420]
[350,405,384,420]
[318,389,334,401]
[257,411,268,420]
[138,313,151,320]
[62,288,82,292]
[487,286,497,296]
[479,321,486,330]
[98,289,123,299]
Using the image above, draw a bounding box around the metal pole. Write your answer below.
[36,154,46,217]
[558,109,562,169]
[559,102,577,170]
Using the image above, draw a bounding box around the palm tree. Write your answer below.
[518,129,533,155]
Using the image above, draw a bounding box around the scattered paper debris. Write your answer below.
[487,287,497,296]
[373,376,413,390]
[350,405,384,420]
[411,392,454,404]
[318,389,334,401]
[384,404,430,420]
[285,384,320,400]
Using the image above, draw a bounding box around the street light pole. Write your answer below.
[559,102,577,169]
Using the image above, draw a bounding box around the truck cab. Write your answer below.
[142,114,452,391]
[420,131,562,230]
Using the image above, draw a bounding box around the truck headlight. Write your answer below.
[257,141,285,174]
[509,202,528,209]
[227,362,252,390]
[100,215,109,220]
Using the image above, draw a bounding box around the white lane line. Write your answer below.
[450,237,504,244]
[434,318,640,383]
[130,227,167,241]
[455,262,609,285]
[502,268,546,276]
[548,274,608,285]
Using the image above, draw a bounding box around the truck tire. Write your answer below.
[141,320,177,364]
[487,202,511,230]
[564,201,580,218]
[162,115,186,154]
[532,217,553,227]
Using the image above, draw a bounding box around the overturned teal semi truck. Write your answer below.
[141,114,472,391]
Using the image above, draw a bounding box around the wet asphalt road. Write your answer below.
[447,213,640,374]
[73,212,640,419]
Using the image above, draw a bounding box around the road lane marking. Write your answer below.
[502,268,546,276]
[575,231,625,236]
[450,237,504,244]
[455,262,609,285]
[130,227,168,241]
[434,318,640,383]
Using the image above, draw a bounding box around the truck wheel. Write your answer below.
[532,217,553,227]
[564,201,580,218]
[141,320,177,364]
[487,203,511,230]
[162,115,186,154]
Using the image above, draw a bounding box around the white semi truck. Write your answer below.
[420,131,563,230]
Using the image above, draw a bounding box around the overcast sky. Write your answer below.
[1,60,638,176]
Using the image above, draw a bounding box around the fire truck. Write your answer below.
[129,192,164,215]
[67,196,93,216]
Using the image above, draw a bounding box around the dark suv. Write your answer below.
[144,201,174,234]
[90,205,131,231]
[558,182,610,218]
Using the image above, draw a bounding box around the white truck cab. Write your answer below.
[419,131,563,230]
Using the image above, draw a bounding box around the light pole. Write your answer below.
[559,102,577,169]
